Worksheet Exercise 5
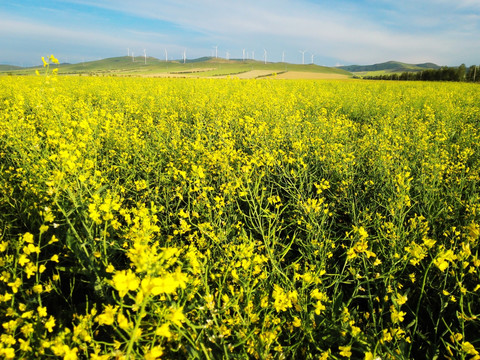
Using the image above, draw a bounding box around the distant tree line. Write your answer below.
[363,64,479,82]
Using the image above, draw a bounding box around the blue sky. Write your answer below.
[1,0,479,67]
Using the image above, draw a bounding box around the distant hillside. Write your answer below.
[0,65,22,71]
[339,61,440,73]
[415,63,441,69]
[0,56,352,79]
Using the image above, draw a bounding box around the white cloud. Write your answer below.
[2,0,479,65]
[0,15,194,65]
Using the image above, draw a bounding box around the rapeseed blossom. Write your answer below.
[112,269,140,297]
[1,73,479,359]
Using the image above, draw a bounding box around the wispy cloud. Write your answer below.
[1,0,479,66]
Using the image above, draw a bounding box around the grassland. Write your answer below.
[0,56,352,79]
[0,69,479,359]
[339,61,441,77]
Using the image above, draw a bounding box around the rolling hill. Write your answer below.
[3,57,447,79]
[0,64,23,71]
[338,61,440,74]
[0,56,352,79]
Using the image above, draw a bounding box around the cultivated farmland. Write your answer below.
[0,73,479,359]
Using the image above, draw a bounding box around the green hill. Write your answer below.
[0,56,352,78]
[339,61,440,73]
[0,64,22,71]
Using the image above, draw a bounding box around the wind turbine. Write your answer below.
[127,48,130,57]
[144,49,147,65]
[226,51,230,60]
[165,48,168,62]
[243,48,245,61]
[183,49,186,64]
[299,50,306,65]
[252,51,255,60]
[311,53,314,64]
[214,45,218,58]
[132,52,135,62]
[282,51,285,63]
[264,49,267,64]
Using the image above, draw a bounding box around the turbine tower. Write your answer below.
[311,53,314,64]
[165,48,168,62]
[264,49,267,64]
[144,49,147,65]
[282,51,285,63]
[132,52,135,62]
[183,49,186,64]
[252,51,255,60]
[243,48,245,61]
[127,48,130,57]
[226,51,230,60]
[299,50,306,65]
[214,45,218,58]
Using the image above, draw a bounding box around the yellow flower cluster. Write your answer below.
[0,72,479,359]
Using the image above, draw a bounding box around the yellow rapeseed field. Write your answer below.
[1,60,479,359]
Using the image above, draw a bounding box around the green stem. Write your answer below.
[407,261,433,357]
[125,296,148,359]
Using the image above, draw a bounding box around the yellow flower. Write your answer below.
[18,254,30,266]
[38,306,48,317]
[144,346,164,360]
[462,341,479,356]
[467,222,479,240]
[49,54,59,64]
[358,226,368,239]
[23,243,40,255]
[8,278,22,293]
[112,269,139,297]
[168,307,185,327]
[339,345,352,357]
[390,306,406,324]
[364,351,374,360]
[351,325,361,337]
[311,289,328,301]
[405,242,427,265]
[23,232,34,243]
[19,338,32,352]
[394,293,408,306]
[21,323,34,337]
[48,235,59,244]
[96,305,118,326]
[314,300,326,315]
[422,237,436,248]
[117,312,132,330]
[64,346,79,360]
[0,241,8,252]
[149,274,180,295]
[272,284,293,312]
[155,323,172,338]
[25,263,36,278]
[434,249,457,272]
[1,348,15,359]
[45,316,56,332]
[292,316,301,327]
